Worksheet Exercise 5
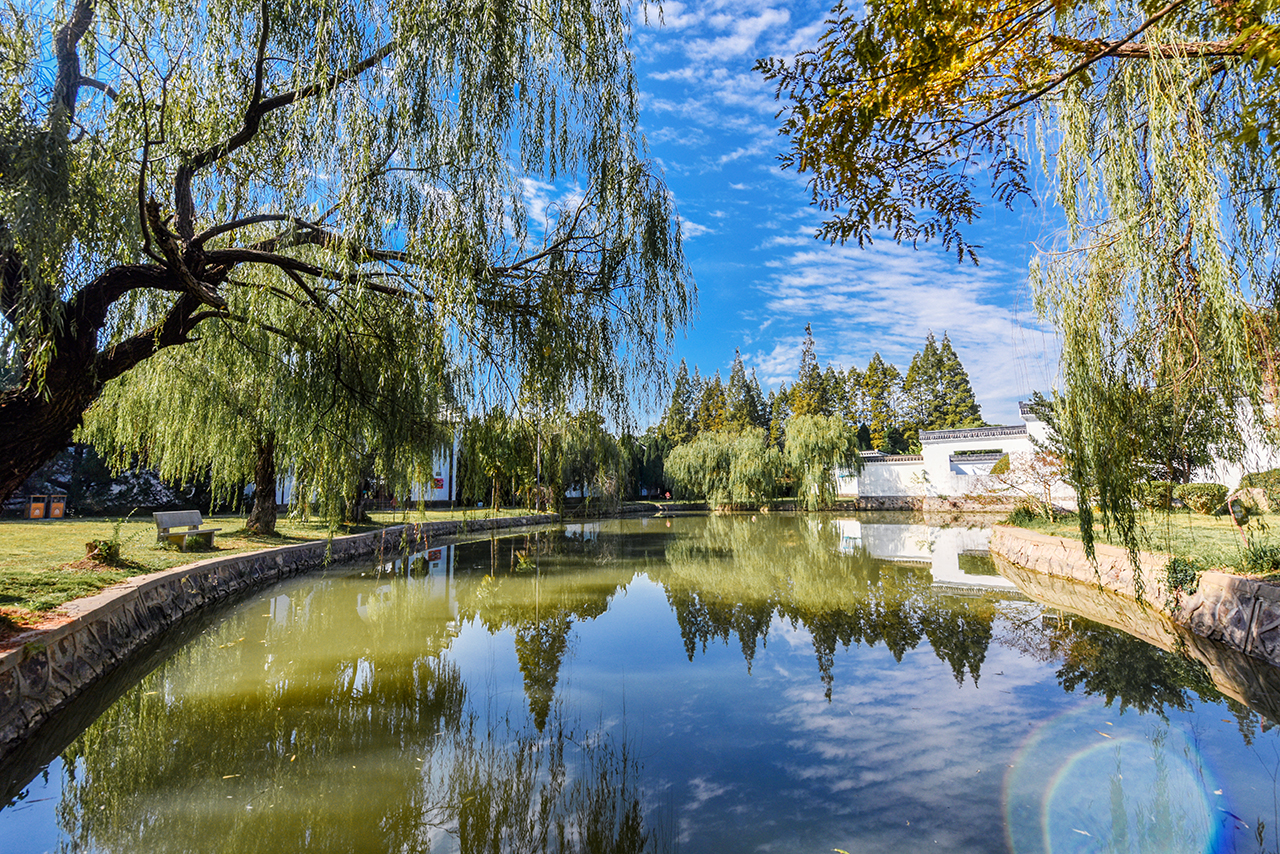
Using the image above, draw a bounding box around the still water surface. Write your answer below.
[3,514,1280,853]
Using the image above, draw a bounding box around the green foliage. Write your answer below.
[1003,503,1039,526]
[664,428,782,508]
[989,453,1011,476]
[1173,483,1228,515]
[1240,469,1280,508]
[1242,543,1280,577]
[790,324,829,417]
[783,414,860,511]
[758,0,1280,565]
[1165,556,1204,596]
[1137,481,1176,511]
[0,0,693,500]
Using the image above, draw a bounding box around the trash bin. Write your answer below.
[48,494,66,518]
[27,495,47,519]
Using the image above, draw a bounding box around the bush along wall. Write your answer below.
[1173,483,1228,515]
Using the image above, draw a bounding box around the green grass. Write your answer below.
[0,507,551,621]
[1012,508,1275,574]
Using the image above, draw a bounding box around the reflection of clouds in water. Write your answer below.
[678,776,733,843]
[757,634,1056,854]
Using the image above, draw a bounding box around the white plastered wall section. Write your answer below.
[1196,403,1280,490]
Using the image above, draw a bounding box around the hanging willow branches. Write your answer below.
[0,0,693,504]
[760,0,1280,559]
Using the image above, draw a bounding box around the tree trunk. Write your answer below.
[246,432,278,535]
[0,359,101,502]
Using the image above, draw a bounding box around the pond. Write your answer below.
[2,513,1279,853]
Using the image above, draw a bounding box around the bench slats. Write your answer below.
[153,510,221,551]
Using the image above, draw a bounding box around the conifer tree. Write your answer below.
[662,360,696,445]
[903,332,945,431]
[862,353,901,451]
[937,335,984,428]
[767,386,790,450]
[845,366,867,427]
[695,370,728,434]
[726,350,753,432]
[748,370,769,430]
[790,324,826,416]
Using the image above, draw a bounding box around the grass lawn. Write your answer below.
[1014,508,1278,573]
[0,506,547,633]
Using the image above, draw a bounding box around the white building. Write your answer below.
[836,403,1072,505]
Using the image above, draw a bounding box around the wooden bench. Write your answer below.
[153,510,221,551]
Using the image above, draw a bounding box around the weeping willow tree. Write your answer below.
[0,0,693,504]
[80,273,453,531]
[760,0,1280,557]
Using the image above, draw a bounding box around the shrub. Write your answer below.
[1003,503,1038,526]
[1243,543,1280,577]
[1165,555,1203,593]
[1172,483,1228,515]
[1239,469,1280,509]
[989,453,1010,476]
[1137,481,1174,510]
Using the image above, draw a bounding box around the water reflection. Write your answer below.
[5,514,1280,854]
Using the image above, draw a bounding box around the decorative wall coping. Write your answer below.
[861,455,924,464]
[0,514,558,766]
[920,425,1028,442]
[950,453,1005,463]
[990,525,1280,671]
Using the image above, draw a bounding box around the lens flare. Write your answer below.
[1005,706,1224,854]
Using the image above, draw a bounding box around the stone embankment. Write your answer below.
[991,526,1280,715]
[0,514,555,764]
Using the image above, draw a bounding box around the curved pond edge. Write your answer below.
[0,514,557,765]
[991,525,1280,670]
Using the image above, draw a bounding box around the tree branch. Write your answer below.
[925,0,1189,157]
[50,0,95,126]
[1050,34,1245,58]
[173,32,396,239]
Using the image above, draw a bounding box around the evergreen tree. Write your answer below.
[767,386,791,450]
[748,370,769,430]
[903,332,945,431]
[845,366,867,427]
[726,351,753,432]
[662,360,696,444]
[822,366,844,419]
[791,325,826,416]
[695,370,728,434]
[688,367,705,438]
[862,353,901,451]
[937,334,983,428]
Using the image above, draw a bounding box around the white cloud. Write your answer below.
[746,224,1060,422]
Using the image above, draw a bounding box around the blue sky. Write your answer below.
[626,0,1063,425]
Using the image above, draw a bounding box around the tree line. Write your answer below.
[641,326,984,507]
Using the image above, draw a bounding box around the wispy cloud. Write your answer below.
[744,223,1059,422]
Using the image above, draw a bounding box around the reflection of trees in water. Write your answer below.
[652,515,998,698]
[448,517,1002,706]
[999,611,1262,736]
[53,578,666,854]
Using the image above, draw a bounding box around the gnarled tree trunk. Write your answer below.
[246,432,278,535]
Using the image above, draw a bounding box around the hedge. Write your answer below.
[1172,482,1228,515]
[1137,481,1175,510]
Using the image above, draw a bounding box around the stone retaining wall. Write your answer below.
[0,514,556,763]
[990,525,1280,670]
